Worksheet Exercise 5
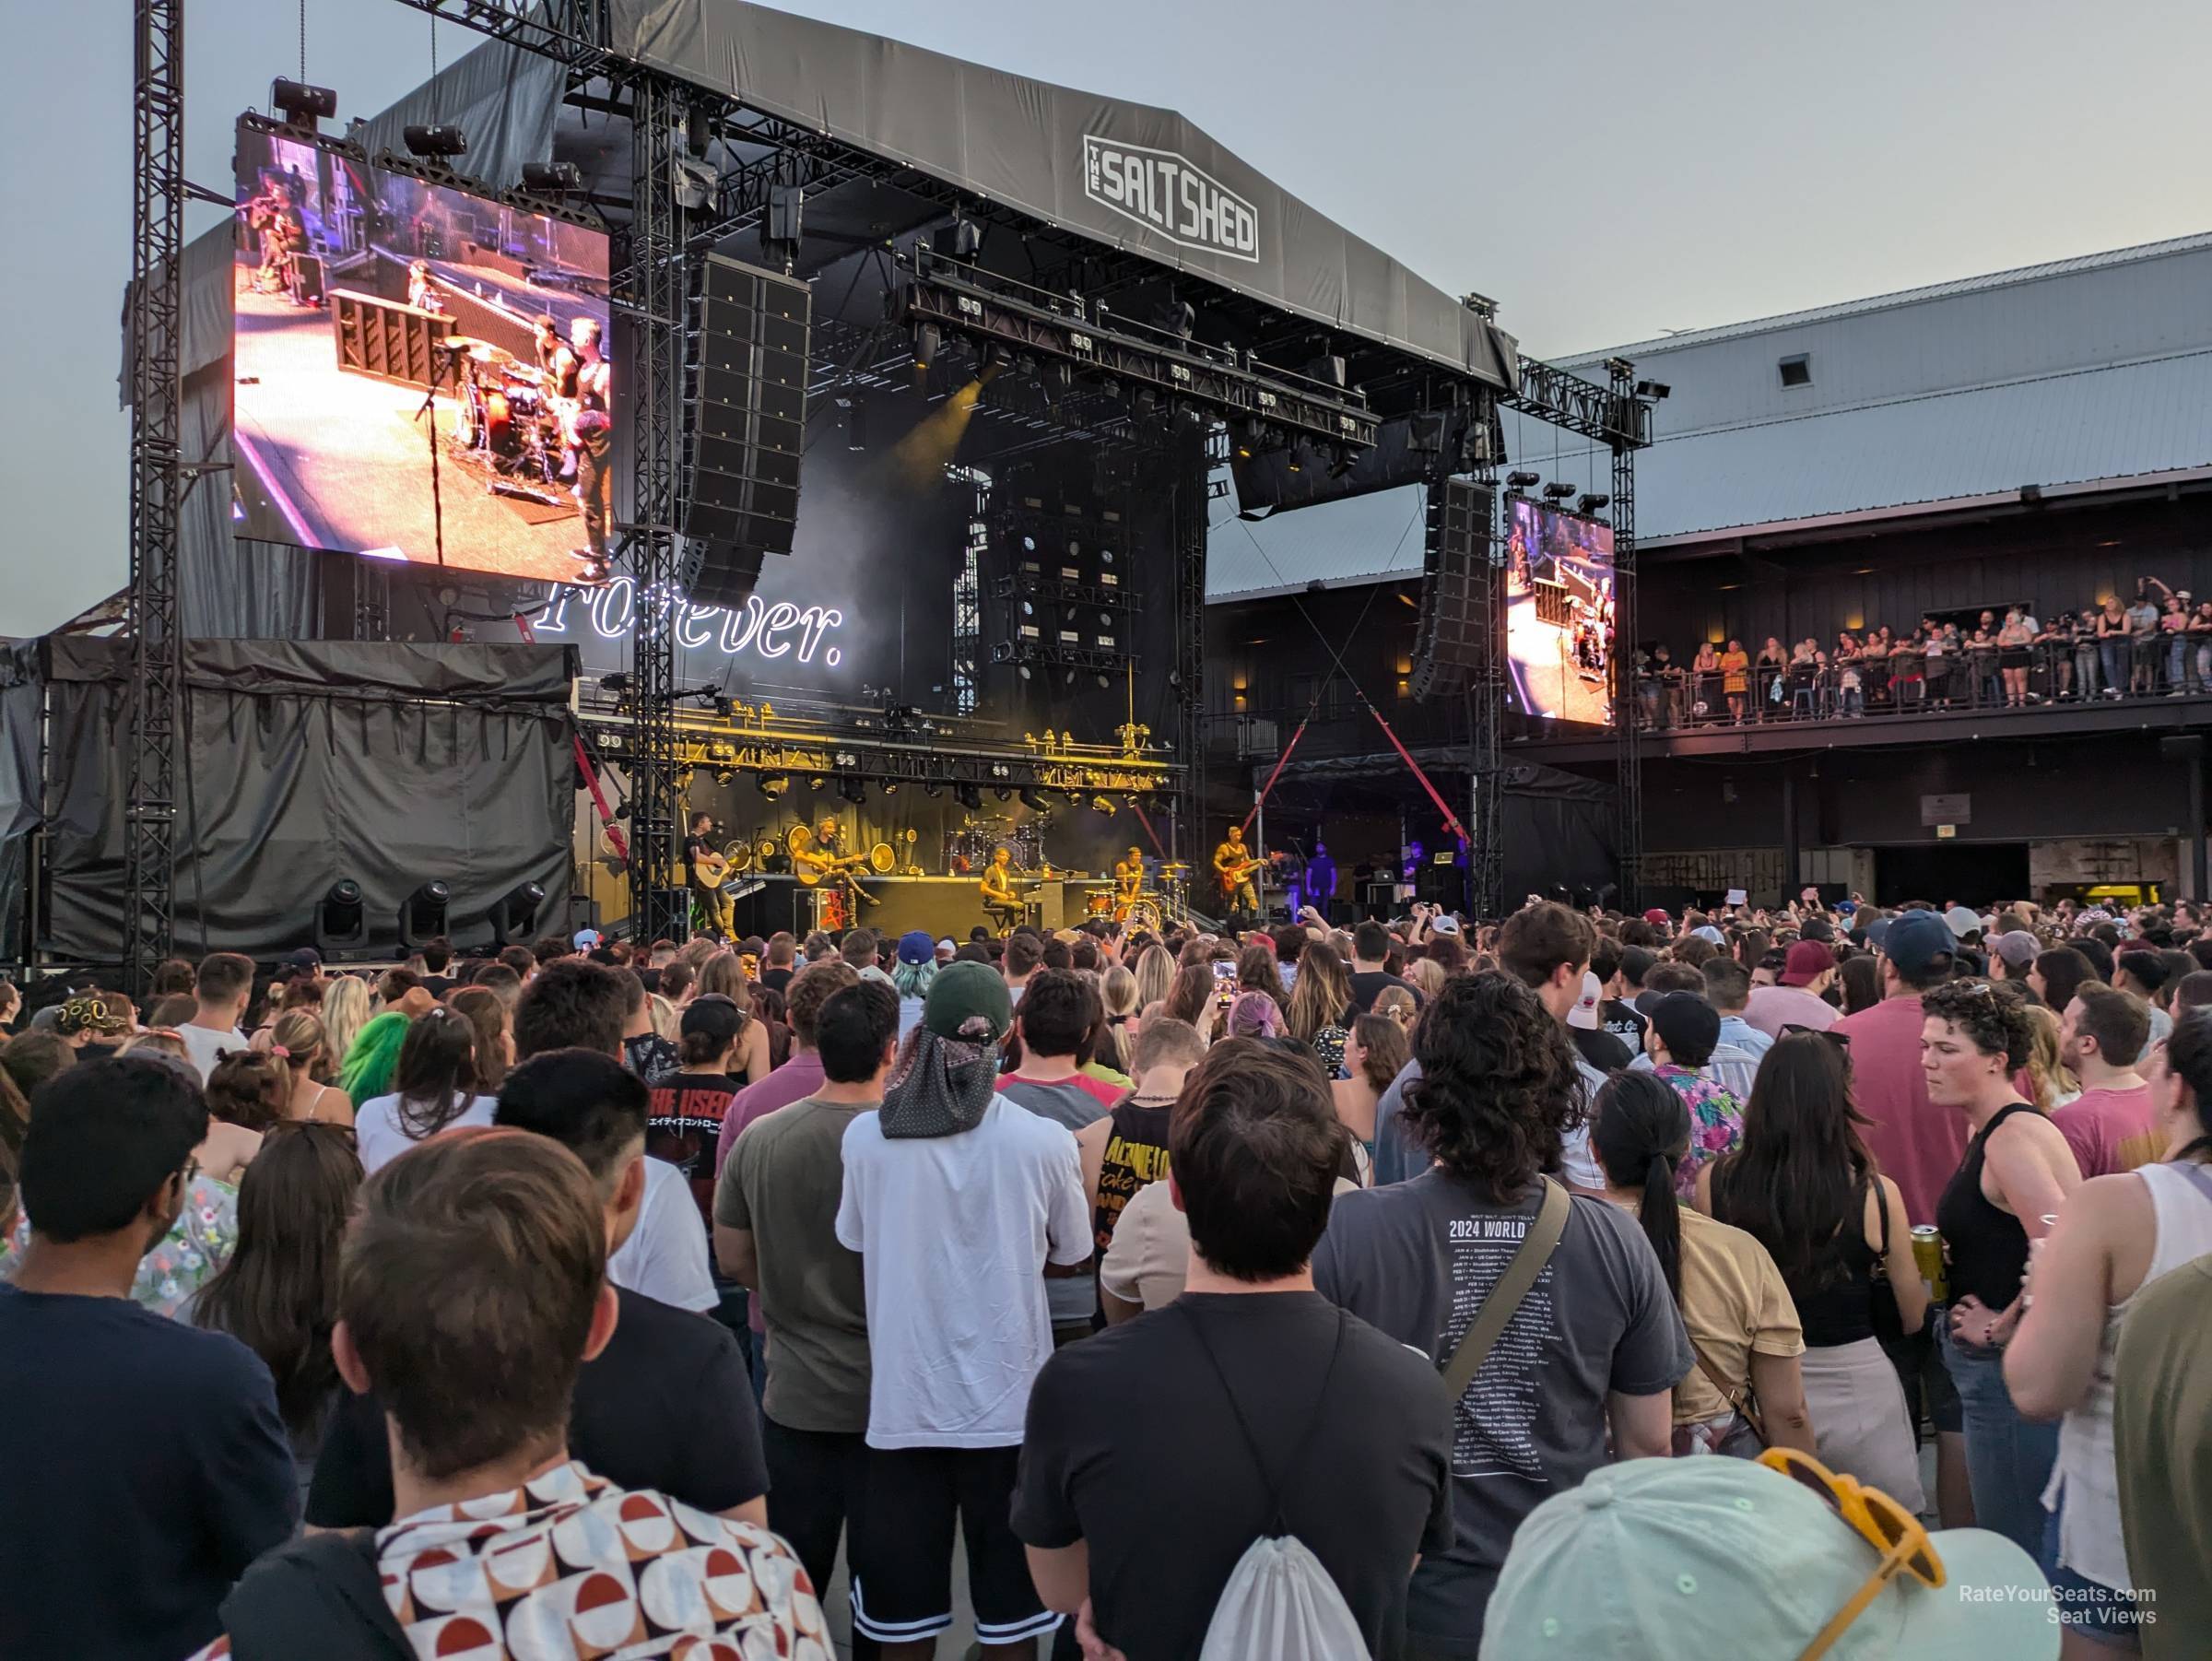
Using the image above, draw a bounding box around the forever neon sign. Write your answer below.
[526,578,847,666]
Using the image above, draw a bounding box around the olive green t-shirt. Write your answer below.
[716,1095,873,1433]
[2114,1253,2212,1659]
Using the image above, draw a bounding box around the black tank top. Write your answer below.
[1790,1175,1884,1348]
[1934,1101,2037,1308]
[1092,1097,1173,1255]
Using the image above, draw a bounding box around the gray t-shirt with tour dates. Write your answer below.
[1312,1172,1691,1656]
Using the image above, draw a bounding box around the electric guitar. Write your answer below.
[1217,856,1263,896]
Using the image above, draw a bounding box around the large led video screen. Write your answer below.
[1505,495,1615,725]
[232,122,613,583]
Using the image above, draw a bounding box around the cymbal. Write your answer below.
[442,335,492,348]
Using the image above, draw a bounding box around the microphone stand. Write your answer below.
[414,343,453,569]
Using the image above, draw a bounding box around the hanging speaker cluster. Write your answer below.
[1407,476,1496,701]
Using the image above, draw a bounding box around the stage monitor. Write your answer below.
[230,120,613,584]
[1503,495,1615,726]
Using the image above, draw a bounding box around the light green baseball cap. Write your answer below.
[1480,1457,2059,1660]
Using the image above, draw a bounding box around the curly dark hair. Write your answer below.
[1921,979,2034,1071]
[1401,970,1583,1201]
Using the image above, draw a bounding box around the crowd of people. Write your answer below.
[4,891,2211,1658]
[1639,577,2212,726]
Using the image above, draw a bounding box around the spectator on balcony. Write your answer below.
[1720,639,1751,724]
[1997,608,2035,707]
[2126,581,2165,695]
[1922,618,1953,710]
[2162,591,2194,694]
[2095,595,2130,699]
[1691,642,1723,723]
[2189,601,2212,694]
[1755,638,1787,721]
[1969,626,2001,708]
[2040,610,2080,701]
[1889,629,1925,709]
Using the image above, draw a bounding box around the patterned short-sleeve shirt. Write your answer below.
[192,1459,823,1659]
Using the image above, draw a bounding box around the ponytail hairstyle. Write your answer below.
[389,1007,481,1140]
[446,986,511,1092]
[267,1008,330,1084]
[679,994,747,1068]
[1590,1069,1692,1298]
[206,1048,291,1134]
[2164,1006,2212,1165]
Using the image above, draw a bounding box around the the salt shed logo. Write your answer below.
[1082,136,1259,264]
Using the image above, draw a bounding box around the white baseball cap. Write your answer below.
[1567,969,1604,1030]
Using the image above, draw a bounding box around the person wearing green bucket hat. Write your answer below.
[1481,1453,2059,1661]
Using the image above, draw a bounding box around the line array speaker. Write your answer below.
[680,253,810,602]
[1407,476,1495,700]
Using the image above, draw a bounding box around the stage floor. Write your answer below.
[1506,591,1613,724]
[232,279,597,583]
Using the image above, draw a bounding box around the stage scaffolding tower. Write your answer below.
[1462,395,1506,919]
[1171,428,1213,863]
[1607,357,1643,910]
[124,0,186,995]
[623,71,688,940]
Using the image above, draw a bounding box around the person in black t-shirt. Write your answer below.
[685,811,735,939]
[1347,919,1420,1017]
[0,1060,297,1661]
[306,1049,765,1527]
[649,995,746,1228]
[1601,942,1654,1048]
[1015,1041,1453,1661]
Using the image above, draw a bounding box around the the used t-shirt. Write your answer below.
[1618,1199,1804,1424]
[177,1020,248,1085]
[1744,983,1840,1040]
[1312,1173,1691,1653]
[353,1091,500,1173]
[1012,1292,1454,1661]
[2113,1255,2212,1659]
[0,1285,298,1661]
[2052,1083,2163,1179]
[1831,994,1971,1226]
[647,1068,742,1228]
[995,1075,1111,1325]
[607,1156,719,1313]
[716,1094,873,1434]
[1349,969,1421,1015]
[305,1284,766,1526]
[835,1098,1090,1447]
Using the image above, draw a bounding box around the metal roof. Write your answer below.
[1206,483,1428,601]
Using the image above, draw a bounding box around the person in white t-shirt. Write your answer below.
[352,1007,500,1173]
[176,951,255,1084]
[835,961,1087,1656]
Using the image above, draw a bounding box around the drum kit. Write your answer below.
[942,815,1050,876]
[444,336,565,491]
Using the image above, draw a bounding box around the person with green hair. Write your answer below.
[338,1011,411,1108]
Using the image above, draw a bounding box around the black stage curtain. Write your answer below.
[1497,763,1618,904]
[40,639,577,962]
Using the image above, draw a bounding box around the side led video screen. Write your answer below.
[231,122,613,583]
[1504,495,1616,725]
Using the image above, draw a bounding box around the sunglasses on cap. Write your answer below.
[1757,1447,1943,1659]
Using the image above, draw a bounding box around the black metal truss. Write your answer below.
[1171,428,1214,862]
[378,0,609,66]
[989,640,1137,678]
[622,69,688,942]
[1608,358,1643,909]
[1462,453,1506,921]
[124,0,186,995]
[1503,357,1652,451]
[900,253,1380,452]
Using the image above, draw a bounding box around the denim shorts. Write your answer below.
[2041,1500,2147,1651]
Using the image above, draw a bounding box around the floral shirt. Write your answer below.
[0,1171,238,1318]
[1653,1063,1745,1202]
[191,1458,822,1659]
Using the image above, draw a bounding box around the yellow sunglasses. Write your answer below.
[1757,1448,1945,1660]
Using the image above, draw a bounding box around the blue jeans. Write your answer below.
[1938,1318,2059,1559]
[2100,642,2126,693]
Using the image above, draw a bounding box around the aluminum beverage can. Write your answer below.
[1912,1224,1947,1302]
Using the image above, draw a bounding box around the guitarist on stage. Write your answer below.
[1213,824,1261,925]
[980,845,1024,933]
[1113,846,1147,920]
[795,815,877,916]
[684,811,735,940]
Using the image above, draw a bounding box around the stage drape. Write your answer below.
[37,640,577,962]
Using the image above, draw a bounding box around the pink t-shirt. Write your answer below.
[1830,994,1970,1227]
[2052,1083,2163,1179]
[1744,984,1841,1041]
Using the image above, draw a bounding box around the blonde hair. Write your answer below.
[1101,964,1140,1022]
[1406,958,1447,1000]
[649,992,680,1044]
[1132,945,1176,1012]
[696,950,749,1004]
[1372,985,1418,1030]
[320,977,372,1075]
[267,1008,332,1082]
[2022,1002,2076,1113]
[120,1030,191,1064]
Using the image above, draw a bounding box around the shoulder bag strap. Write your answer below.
[1688,1340,1769,1446]
[1440,1176,1571,1402]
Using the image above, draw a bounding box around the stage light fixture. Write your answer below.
[1018,787,1048,812]
[489,881,547,947]
[882,782,900,796]
[1541,481,1577,502]
[838,778,868,807]
[759,774,790,799]
[1088,795,1115,814]
[1635,380,1671,399]
[403,124,468,158]
[271,78,338,124]
[313,878,368,957]
[924,781,944,798]
[1576,493,1611,516]
[994,787,1014,803]
[1504,471,1542,492]
[989,762,1012,779]
[521,160,583,194]
[398,880,451,949]
[806,774,827,791]
[910,321,940,372]
[955,783,982,811]
[601,671,632,694]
